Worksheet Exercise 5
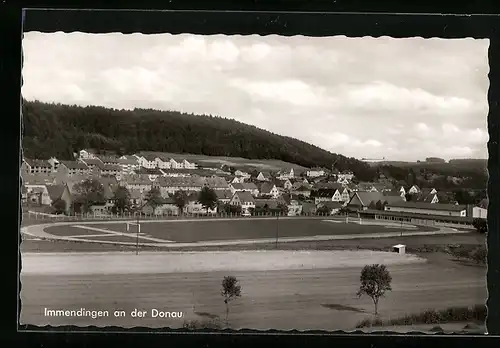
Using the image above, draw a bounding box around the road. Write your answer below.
[20,252,486,331]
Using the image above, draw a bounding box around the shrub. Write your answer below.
[355,304,487,328]
[470,247,487,264]
[472,218,487,233]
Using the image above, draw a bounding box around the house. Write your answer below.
[154,156,171,170]
[184,193,217,214]
[47,157,60,171]
[79,149,96,159]
[22,158,54,175]
[258,182,280,198]
[96,155,121,166]
[80,158,105,172]
[118,156,140,173]
[134,155,156,169]
[313,183,349,203]
[347,191,406,212]
[473,198,488,219]
[45,184,73,213]
[121,174,153,193]
[306,167,325,178]
[356,182,378,192]
[57,160,91,176]
[182,159,197,169]
[215,190,233,204]
[415,188,439,204]
[346,191,386,211]
[235,170,251,178]
[277,168,295,180]
[254,198,280,210]
[337,171,354,182]
[229,176,244,184]
[142,197,180,216]
[203,176,230,190]
[281,178,293,190]
[317,201,344,215]
[22,173,57,186]
[256,171,272,181]
[128,189,146,207]
[384,201,467,217]
[372,182,394,192]
[153,176,205,196]
[230,182,259,196]
[26,186,51,205]
[290,184,312,198]
[101,164,121,176]
[408,185,421,195]
[281,193,303,216]
[229,191,256,213]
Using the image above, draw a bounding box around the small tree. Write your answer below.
[73,179,106,213]
[470,246,487,265]
[145,187,163,211]
[198,186,218,213]
[357,264,392,315]
[52,198,67,214]
[173,190,188,215]
[113,186,131,214]
[472,218,487,234]
[277,202,289,215]
[221,276,242,325]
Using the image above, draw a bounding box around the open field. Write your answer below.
[45,219,435,243]
[20,231,485,253]
[141,151,308,172]
[20,251,486,331]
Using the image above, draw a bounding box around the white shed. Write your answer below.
[392,244,406,255]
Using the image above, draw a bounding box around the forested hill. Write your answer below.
[22,100,378,181]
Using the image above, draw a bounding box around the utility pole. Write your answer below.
[136,213,140,255]
[275,213,279,249]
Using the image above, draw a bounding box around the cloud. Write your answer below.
[21,32,489,161]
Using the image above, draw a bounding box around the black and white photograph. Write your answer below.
[19,27,489,333]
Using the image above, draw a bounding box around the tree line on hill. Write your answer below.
[22,100,378,181]
[22,100,488,189]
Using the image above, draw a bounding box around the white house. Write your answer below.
[235,170,251,178]
[134,155,156,169]
[473,206,488,219]
[306,167,325,178]
[277,168,294,180]
[79,149,96,160]
[182,159,197,169]
[155,157,171,170]
[258,182,280,199]
[169,158,183,169]
[408,185,421,195]
[473,199,488,219]
[256,171,272,181]
[229,183,259,196]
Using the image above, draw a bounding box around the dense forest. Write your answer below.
[22,100,378,181]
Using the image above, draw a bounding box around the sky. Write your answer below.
[21,32,490,161]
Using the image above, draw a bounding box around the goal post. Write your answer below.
[126,221,141,233]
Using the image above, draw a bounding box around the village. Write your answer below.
[20,149,488,228]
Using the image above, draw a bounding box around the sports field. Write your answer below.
[20,250,486,331]
[44,218,435,244]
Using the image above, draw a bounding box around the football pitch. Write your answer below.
[44,218,436,244]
